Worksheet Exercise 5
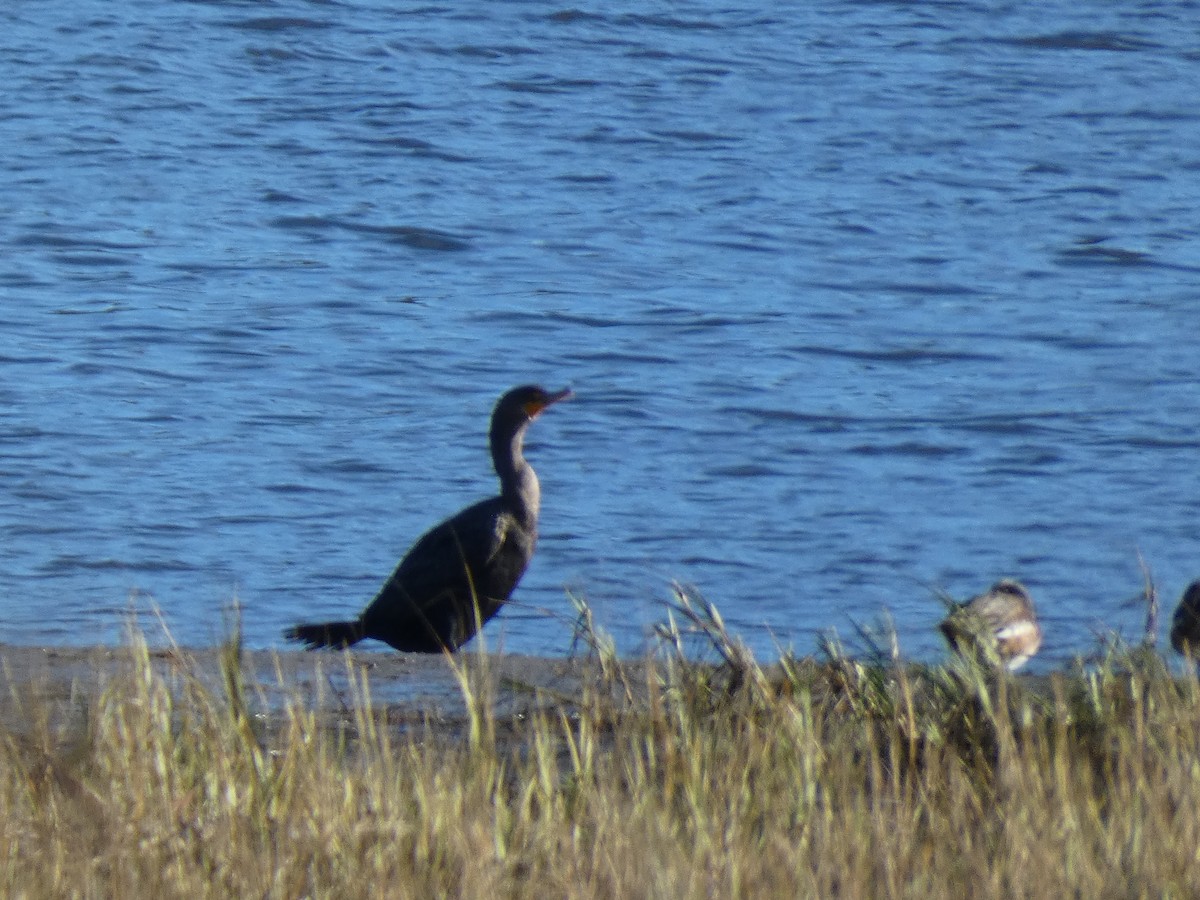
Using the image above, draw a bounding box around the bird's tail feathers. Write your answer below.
[285,620,365,650]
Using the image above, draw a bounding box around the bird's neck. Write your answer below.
[492,422,540,527]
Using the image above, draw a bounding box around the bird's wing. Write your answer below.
[376,498,511,611]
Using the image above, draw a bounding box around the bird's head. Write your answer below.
[501,384,573,421]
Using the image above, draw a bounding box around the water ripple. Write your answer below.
[998,31,1162,52]
[0,0,1196,671]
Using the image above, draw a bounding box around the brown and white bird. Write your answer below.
[286,384,572,653]
[939,578,1043,671]
[1169,579,1200,657]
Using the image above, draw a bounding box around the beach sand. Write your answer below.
[0,642,611,740]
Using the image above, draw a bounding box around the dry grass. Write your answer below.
[4,590,1200,899]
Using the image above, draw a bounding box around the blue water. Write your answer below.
[1,1,1197,670]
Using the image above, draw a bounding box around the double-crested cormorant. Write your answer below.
[1169,579,1200,657]
[286,384,572,653]
[939,578,1042,671]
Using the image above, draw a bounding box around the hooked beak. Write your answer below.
[526,387,573,418]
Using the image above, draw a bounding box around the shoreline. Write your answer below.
[0,641,617,737]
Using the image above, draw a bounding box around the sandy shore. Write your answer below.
[0,642,610,738]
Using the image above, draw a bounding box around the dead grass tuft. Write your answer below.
[4,595,1200,897]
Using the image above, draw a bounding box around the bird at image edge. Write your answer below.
[286,384,572,653]
[1169,579,1200,657]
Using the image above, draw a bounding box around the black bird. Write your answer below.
[1169,579,1200,657]
[939,578,1043,671]
[286,384,572,653]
